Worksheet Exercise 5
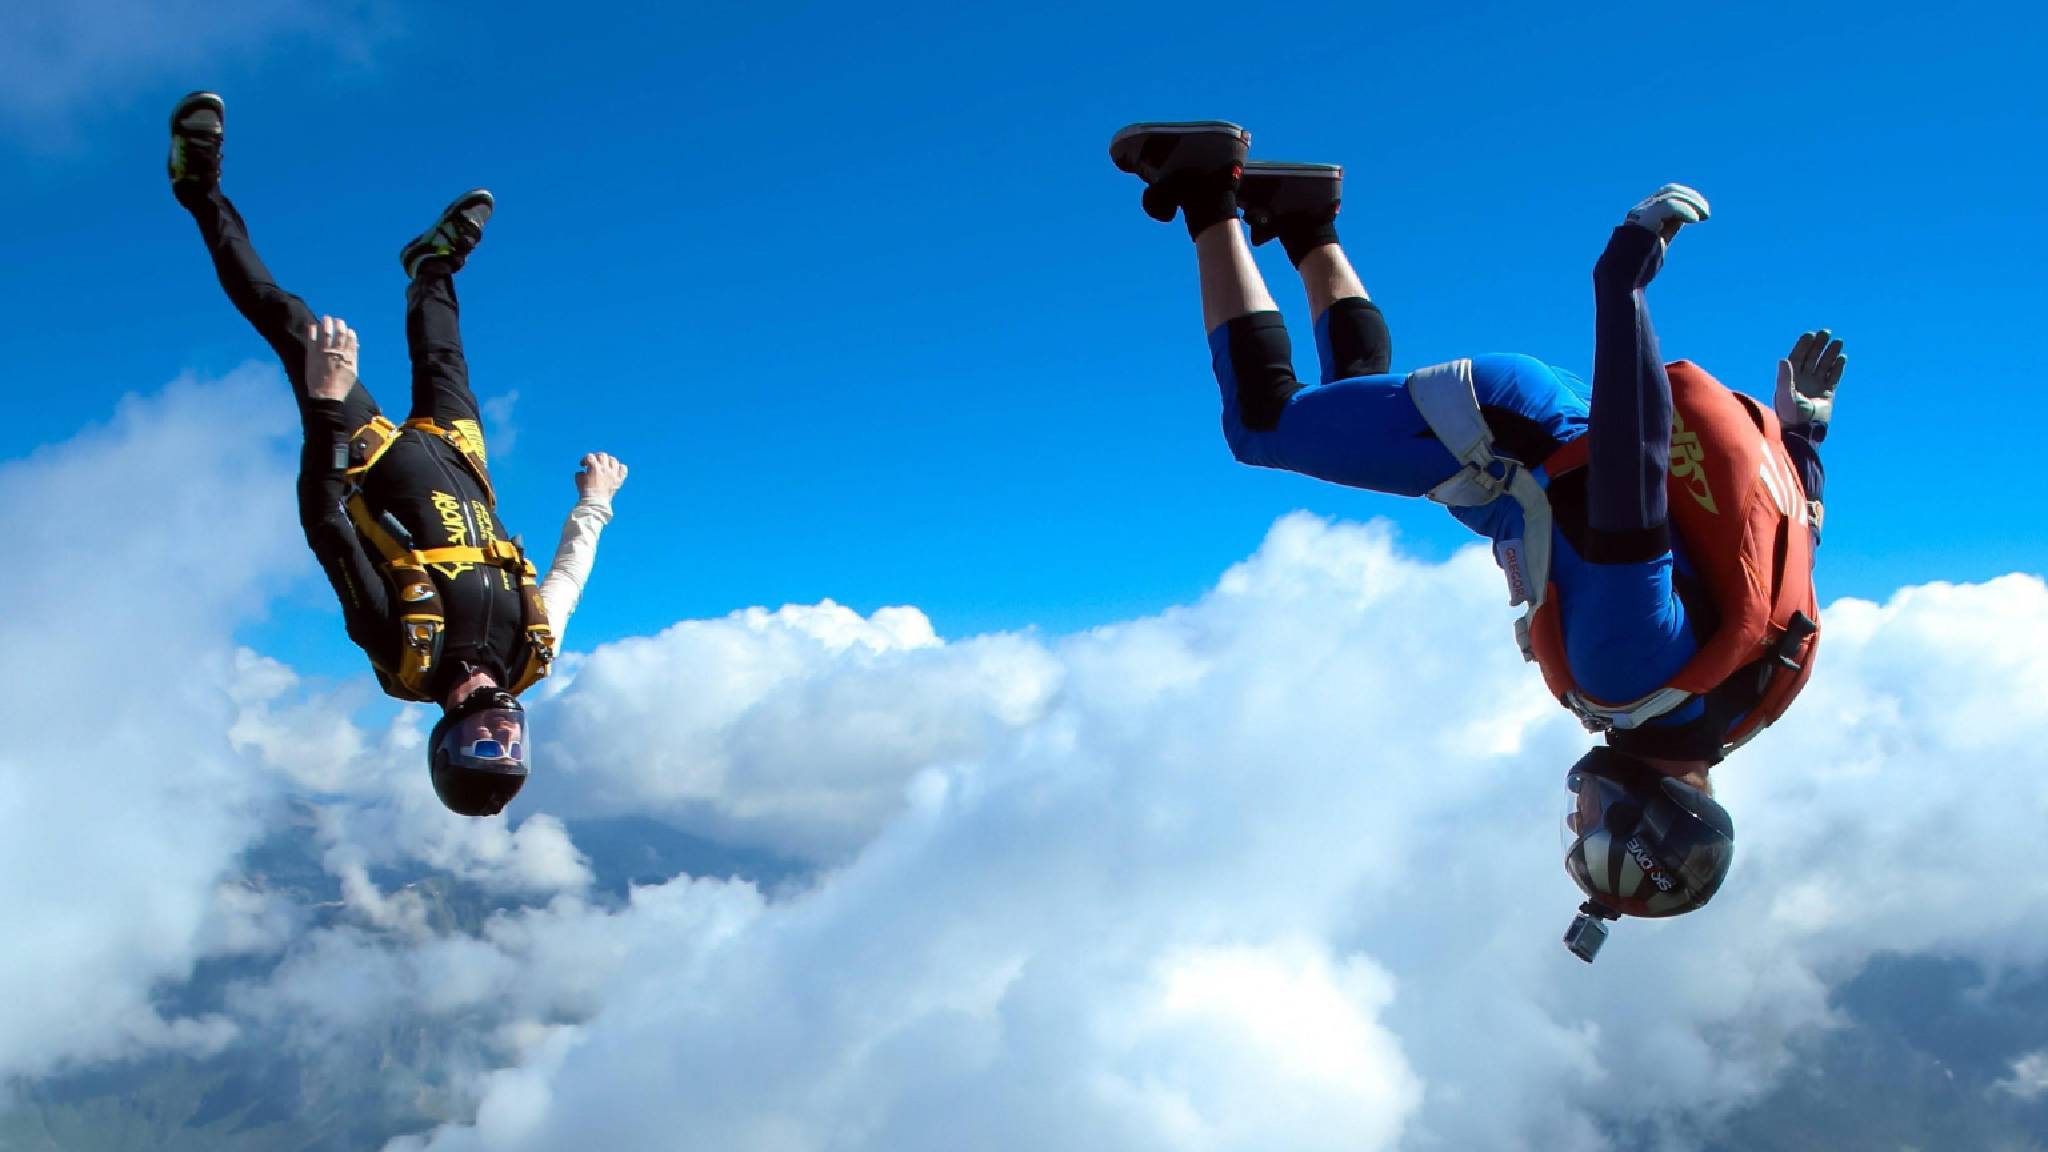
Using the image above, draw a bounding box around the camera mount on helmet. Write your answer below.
[1560,747,1734,962]
[1563,900,1620,963]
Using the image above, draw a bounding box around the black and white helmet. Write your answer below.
[1563,747,1734,934]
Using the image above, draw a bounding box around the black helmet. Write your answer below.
[428,687,528,817]
[1560,747,1733,961]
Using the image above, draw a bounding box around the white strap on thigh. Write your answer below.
[1406,360,1555,622]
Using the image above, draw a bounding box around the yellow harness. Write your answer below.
[342,416,554,701]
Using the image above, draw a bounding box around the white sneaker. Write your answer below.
[1625,183,1710,238]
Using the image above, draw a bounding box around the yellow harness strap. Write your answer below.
[343,493,445,701]
[341,417,553,700]
[403,418,496,505]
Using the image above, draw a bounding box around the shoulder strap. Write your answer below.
[400,418,496,507]
[505,545,556,694]
[345,415,403,482]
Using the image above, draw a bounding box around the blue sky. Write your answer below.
[2,0,2040,681]
[9,6,2048,1146]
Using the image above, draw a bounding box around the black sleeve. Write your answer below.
[297,399,400,669]
[1782,428,1827,551]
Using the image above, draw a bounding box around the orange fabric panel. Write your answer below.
[1526,362,1821,740]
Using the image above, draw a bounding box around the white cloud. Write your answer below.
[7,373,2048,1149]
[480,390,519,460]
[286,517,2043,1152]
[533,601,1061,860]
[1995,1049,2048,1100]
[0,368,585,1081]
[229,649,595,905]
[0,0,392,128]
[0,367,301,1076]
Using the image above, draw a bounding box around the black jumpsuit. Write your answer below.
[178,184,526,698]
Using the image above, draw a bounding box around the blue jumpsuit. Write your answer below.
[1209,224,1825,754]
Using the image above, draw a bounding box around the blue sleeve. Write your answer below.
[1783,429,1826,551]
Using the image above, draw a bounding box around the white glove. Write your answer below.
[1775,330,1846,438]
[1625,184,1710,240]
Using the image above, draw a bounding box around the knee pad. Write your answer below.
[1322,297,1392,379]
[1223,312,1302,433]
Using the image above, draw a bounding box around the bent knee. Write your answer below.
[1216,312,1302,433]
[1221,414,1264,465]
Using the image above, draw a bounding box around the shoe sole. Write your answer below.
[1241,161,1342,180]
[1108,120,1249,176]
[438,187,495,226]
[1239,163,1342,218]
[170,91,224,134]
[1239,162,1343,201]
[168,91,225,186]
[402,189,496,274]
[1661,184,1709,221]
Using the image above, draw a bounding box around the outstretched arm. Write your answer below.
[537,453,627,648]
[1774,330,1845,548]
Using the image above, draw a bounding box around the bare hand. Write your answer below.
[304,316,360,401]
[576,452,628,502]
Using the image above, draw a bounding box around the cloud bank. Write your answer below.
[0,368,299,1075]
[4,373,2046,1150]
[375,524,2048,1152]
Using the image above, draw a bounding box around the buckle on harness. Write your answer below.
[1478,456,1517,491]
[1755,610,1819,692]
[1427,456,1523,509]
[1513,615,1538,663]
[1567,700,1617,734]
[1773,611,1819,670]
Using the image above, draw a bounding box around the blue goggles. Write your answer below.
[460,737,524,762]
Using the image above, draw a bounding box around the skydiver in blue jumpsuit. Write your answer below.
[1108,122,1845,791]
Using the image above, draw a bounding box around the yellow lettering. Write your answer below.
[451,419,489,466]
[1669,414,1718,514]
[472,501,511,589]
[429,490,476,579]
[471,501,498,544]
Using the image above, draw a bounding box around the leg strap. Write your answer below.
[1406,359,1556,618]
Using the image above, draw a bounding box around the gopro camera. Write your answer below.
[1563,901,1618,963]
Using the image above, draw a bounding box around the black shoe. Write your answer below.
[167,91,224,189]
[1238,162,1342,248]
[400,189,495,278]
[1108,121,1249,223]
